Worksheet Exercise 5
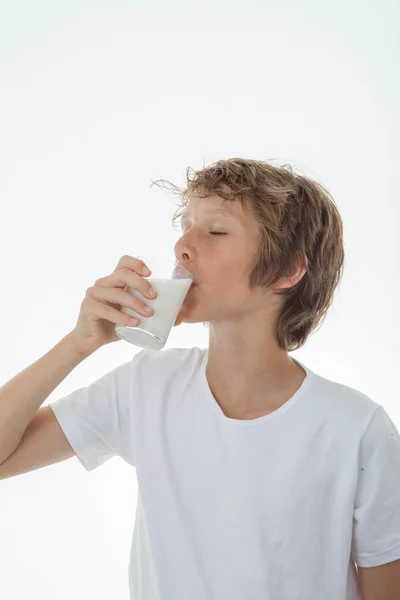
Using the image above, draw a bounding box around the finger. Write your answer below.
[84,297,140,327]
[87,286,155,318]
[116,255,152,277]
[95,269,157,300]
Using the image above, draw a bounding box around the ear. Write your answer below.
[274,254,308,290]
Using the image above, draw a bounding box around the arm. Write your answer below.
[357,559,400,600]
[0,405,76,479]
[0,332,98,465]
[351,405,400,598]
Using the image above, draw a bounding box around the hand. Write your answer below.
[70,255,158,353]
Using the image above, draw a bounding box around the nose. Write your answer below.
[174,239,196,280]
[174,237,191,265]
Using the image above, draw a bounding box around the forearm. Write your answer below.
[357,560,400,600]
[0,332,96,463]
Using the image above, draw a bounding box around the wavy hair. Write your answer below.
[151,157,345,352]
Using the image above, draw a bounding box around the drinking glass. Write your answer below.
[115,255,193,350]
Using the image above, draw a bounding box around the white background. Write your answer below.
[0,1,399,598]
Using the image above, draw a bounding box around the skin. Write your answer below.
[173,193,308,420]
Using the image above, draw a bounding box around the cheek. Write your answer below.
[212,267,250,299]
[219,260,249,284]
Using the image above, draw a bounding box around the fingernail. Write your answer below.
[143,267,151,276]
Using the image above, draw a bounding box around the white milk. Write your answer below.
[117,277,193,349]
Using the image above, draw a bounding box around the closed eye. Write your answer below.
[209,232,227,235]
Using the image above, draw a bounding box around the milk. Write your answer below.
[116,277,193,350]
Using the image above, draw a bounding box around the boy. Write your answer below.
[1,158,399,599]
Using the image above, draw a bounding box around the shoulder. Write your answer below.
[130,345,207,383]
[133,345,206,368]
[305,368,382,439]
[128,347,207,424]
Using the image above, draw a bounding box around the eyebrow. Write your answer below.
[180,207,236,223]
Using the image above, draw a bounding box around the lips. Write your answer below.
[173,264,194,280]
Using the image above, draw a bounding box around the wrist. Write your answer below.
[65,332,101,358]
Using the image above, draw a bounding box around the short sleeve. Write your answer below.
[48,350,146,472]
[351,405,400,567]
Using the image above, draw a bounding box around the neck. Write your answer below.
[205,328,306,420]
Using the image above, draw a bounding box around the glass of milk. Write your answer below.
[115,255,193,350]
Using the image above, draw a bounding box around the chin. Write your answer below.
[181,287,225,323]
[179,307,218,324]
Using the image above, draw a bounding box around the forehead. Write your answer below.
[180,195,247,221]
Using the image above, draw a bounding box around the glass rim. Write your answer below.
[135,254,193,280]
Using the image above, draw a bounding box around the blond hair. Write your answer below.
[151,157,345,351]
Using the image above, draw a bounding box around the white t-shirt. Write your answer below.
[49,347,400,600]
